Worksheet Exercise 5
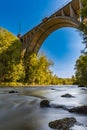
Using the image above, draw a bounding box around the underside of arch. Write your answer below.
[27,16,80,53]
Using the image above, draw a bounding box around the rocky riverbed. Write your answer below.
[0,85,87,130]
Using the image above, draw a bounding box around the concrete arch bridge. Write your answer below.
[21,0,83,56]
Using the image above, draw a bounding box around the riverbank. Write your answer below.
[0,82,49,87]
[0,82,76,87]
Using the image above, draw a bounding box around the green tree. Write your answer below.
[36,55,53,85]
[75,0,87,86]
[24,53,53,85]
[75,54,87,86]
[79,0,87,53]
[81,0,87,19]
[24,53,38,84]
[0,28,25,82]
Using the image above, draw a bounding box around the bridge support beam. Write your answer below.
[61,9,65,16]
[69,4,76,19]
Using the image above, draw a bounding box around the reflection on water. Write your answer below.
[0,85,87,130]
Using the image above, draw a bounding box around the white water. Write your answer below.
[0,85,87,130]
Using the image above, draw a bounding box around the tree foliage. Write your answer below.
[81,0,87,19]
[24,53,53,85]
[24,53,75,85]
[75,54,87,86]
[78,0,87,53]
[75,0,87,87]
[0,28,25,82]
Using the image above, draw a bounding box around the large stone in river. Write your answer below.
[69,105,87,114]
[40,100,50,107]
[9,90,19,93]
[61,93,74,98]
[49,117,76,130]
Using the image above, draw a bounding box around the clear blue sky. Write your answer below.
[0,0,84,78]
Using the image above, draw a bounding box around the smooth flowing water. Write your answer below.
[0,85,87,130]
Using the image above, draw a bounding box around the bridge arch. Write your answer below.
[21,0,82,56]
[27,16,79,53]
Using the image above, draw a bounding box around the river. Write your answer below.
[0,85,87,130]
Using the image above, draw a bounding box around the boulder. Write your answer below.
[49,117,76,129]
[61,93,74,98]
[9,90,19,93]
[69,105,87,114]
[40,100,50,107]
[78,85,85,87]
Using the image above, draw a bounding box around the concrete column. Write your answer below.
[21,37,26,57]
[69,4,76,18]
[61,9,65,16]
[23,37,24,45]
[23,37,27,48]
[26,36,27,46]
